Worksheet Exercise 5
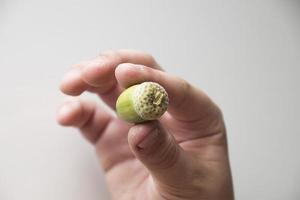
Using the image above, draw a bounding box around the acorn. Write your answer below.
[116,82,169,123]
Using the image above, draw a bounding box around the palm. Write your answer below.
[57,50,233,200]
[99,119,150,199]
[96,104,224,199]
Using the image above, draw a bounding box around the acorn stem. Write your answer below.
[153,91,164,105]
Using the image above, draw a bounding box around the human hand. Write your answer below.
[56,50,234,200]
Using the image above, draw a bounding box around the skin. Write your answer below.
[56,50,234,200]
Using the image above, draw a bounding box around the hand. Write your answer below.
[56,50,234,200]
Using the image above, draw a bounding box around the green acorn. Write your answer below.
[116,82,169,123]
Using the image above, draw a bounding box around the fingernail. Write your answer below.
[62,68,81,81]
[58,103,73,118]
[137,127,159,149]
[119,63,143,72]
[131,64,144,71]
[58,101,79,118]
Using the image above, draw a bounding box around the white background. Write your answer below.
[1,1,300,200]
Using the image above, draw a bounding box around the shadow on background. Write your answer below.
[284,0,300,17]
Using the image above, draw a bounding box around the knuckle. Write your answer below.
[70,60,87,70]
[174,77,192,107]
[180,78,191,97]
[99,49,115,56]
[214,103,223,116]
[144,52,155,61]
[143,53,158,67]
[99,50,121,61]
[140,132,179,170]
[154,140,180,170]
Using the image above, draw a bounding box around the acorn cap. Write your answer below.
[116,82,169,123]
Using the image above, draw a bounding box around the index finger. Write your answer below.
[60,49,162,109]
[115,63,220,122]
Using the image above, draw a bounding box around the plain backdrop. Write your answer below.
[0,1,299,200]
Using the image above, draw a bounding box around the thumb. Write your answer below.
[127,121,190,187]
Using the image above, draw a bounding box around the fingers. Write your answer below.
[60,50,161,109]
[115,64,219,122]
[81,49,161,87]
[127,121,191,188]
[56,98,112,143]
[59,67,89,96]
